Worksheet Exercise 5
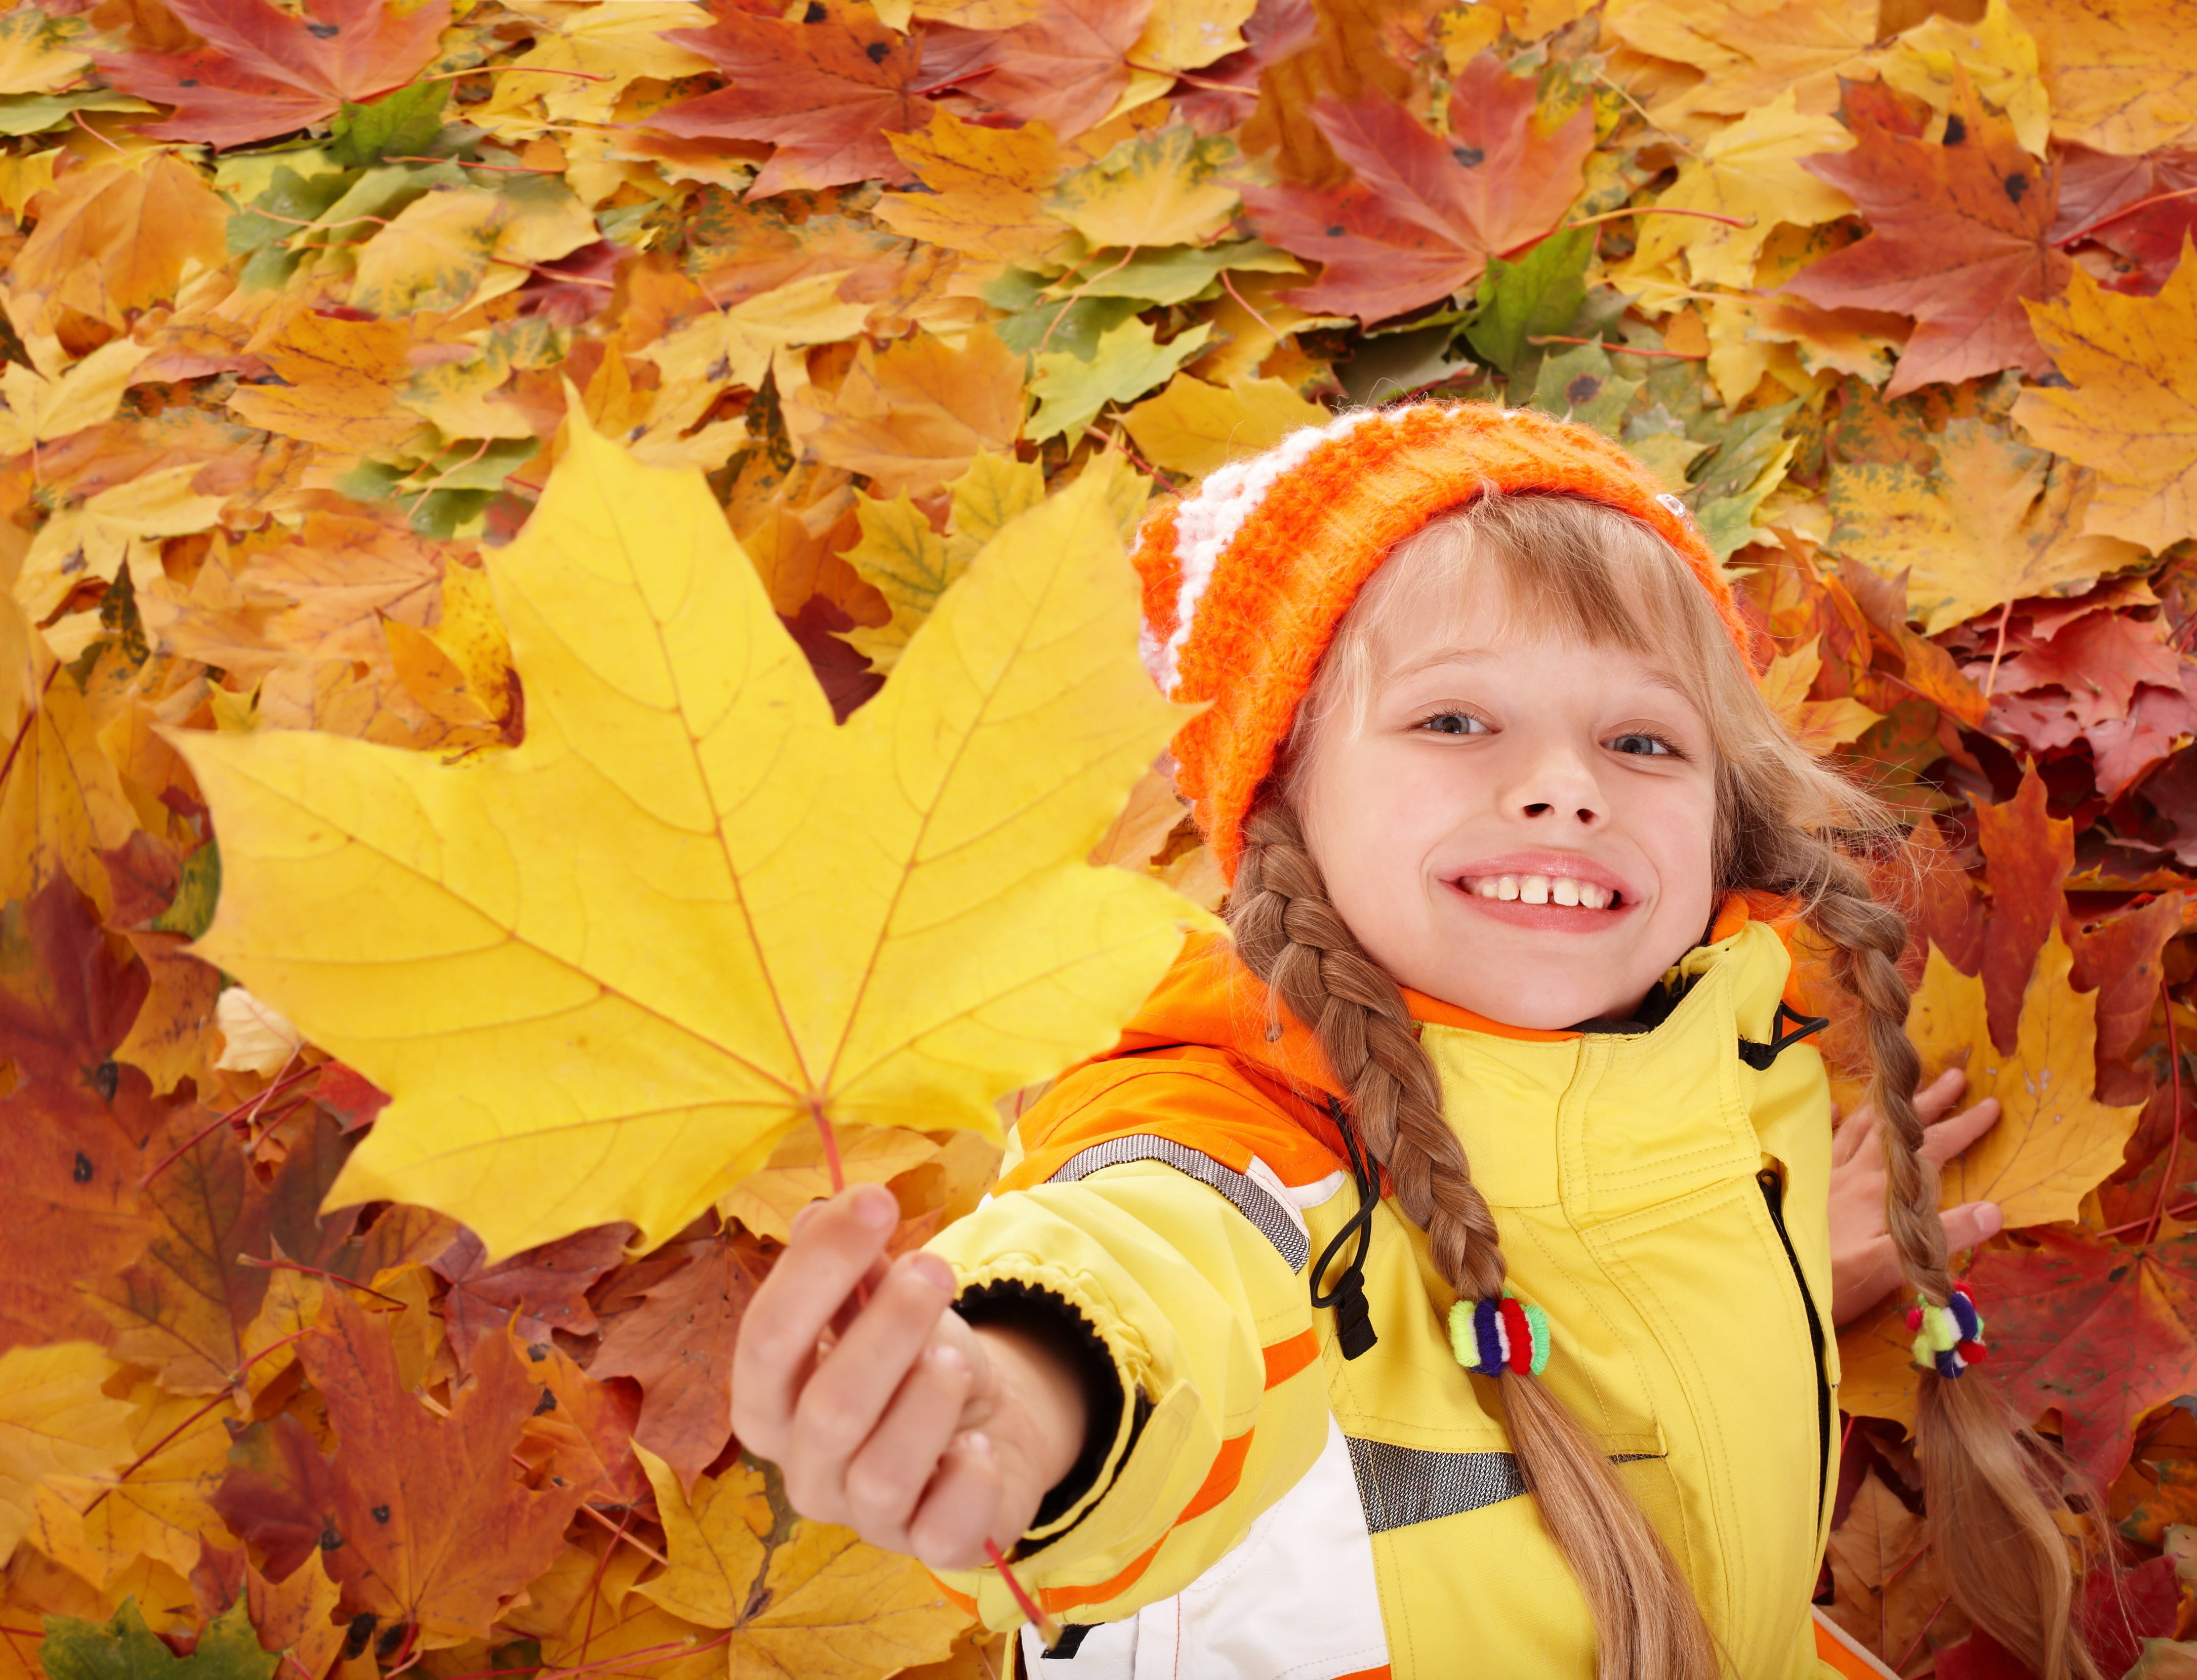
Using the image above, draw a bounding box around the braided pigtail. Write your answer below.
[1753,830,2102,1680]
[1229,800,1720,1680]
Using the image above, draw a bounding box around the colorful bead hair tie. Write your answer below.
[1449,1292,1551,1378]
[1907,1283,1987,1378]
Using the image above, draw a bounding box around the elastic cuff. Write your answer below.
[955,1277,1133,1540]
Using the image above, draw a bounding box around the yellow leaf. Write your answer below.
[910,0,1042,22]
[0,338,147,457]
[0,668,137,917]
[0,1342,134,1567]
[1046,125,1239,252]
[1029,317,1212,445]
[175,412,1201,1257]
[1754,637,1823,731]
[721,1125,942,1244]
[1091,762,1187,871]
[213,986,301,1076]
[2021,0,2197,155]
[0,7,89,96]
[945,449,1047,557]
[1615,91,1854,292]
[1824,417,2149,633]
[27,1380,231,1589]
[476,1,714,128]
[248,1549,345,1680]
[1910,932,2145,1228]
[15,464,229,625]
[11,153,228,330]
[0,147,57,220]
[227,312,434,460]
[837,491,952,673]
[1792,696,1884,755]
[383,617,501,733]
[2013,250,2197,555]
[1882,0,2051,157]
[633,1448,964,1679]
[1129,0,1258,73]
[1121,372,1327,479]
[428,561,517,732]
[878,108,1074,266]
[349,189,506,319]
[1602,0,1880,126]
[798,324,1027,495]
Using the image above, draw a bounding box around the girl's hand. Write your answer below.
[731,1184,1089,1571]
[1828,1067,2005,1327]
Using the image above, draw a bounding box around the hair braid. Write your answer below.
[1755,833,2101,1680]
[1231,800,1721,1680]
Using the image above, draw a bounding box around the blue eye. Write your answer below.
[1421,712,1488,736]
[1608,732,1675,757]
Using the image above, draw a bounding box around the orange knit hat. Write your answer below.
[1129,401,1756,881]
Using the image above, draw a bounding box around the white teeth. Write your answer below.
[1464,873,1615,908]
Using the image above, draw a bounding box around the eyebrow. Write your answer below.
[1383,645,1698,701]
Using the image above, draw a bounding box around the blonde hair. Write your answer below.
[1227,492,2102,1680]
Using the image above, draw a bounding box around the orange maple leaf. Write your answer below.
[1784,72,2071,398]
[96,0,451,149]
[1243,53,1596,325]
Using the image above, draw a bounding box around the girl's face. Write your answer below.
[1295,568,1721,1030]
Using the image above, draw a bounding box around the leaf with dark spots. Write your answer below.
[428,1223,629,1372]
[1785,69,2069,396]
[0,875,172,1347]
[95,0,450,149]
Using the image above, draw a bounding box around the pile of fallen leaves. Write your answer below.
[5,0,2197,1674]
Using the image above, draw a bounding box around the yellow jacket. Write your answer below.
[932,903,1867,1679]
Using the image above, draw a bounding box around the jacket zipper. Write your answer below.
[1756,1168,1830,1526]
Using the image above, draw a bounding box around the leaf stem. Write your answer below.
[142,1057,316,1186]
[1892,1590,1953,1672]
[2053,183,2197,248]
[986,1538,1061,1649]
[1034,247,1140,359]
[83,1328,316,1513]
[1979,599,2014,701]
[234,1255,409,1309]
[1567,205,1750,229]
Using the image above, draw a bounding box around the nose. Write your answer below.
[1510,739,1605,827]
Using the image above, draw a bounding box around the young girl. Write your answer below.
[730,404,2094,1680]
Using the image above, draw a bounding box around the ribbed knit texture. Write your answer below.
[1128,401,1755,878]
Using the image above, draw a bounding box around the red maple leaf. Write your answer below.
[1784,73,2070,398]
[2054,144,2197,296]
[654,0,928,200]
[1243,53,1596,325]
[0,874,177,1348]
[1983,607,2197,799]
[1972,768,2074,1055]
[428,1223,630,1372]
[966,0,1153,143]
[216,1290,587,1645]
[1967,1228,2197,1484]
[95,0,451,150]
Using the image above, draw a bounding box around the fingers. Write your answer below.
[842,1340,977,1552]
[907,1431,1006,1571]
[731,1185,900,1461]
[1911,1067,1969,1124]
[1918,1096,2001,1166]
[1830,1102,1876,1167]
[779,1250,960,1522]
[1940,1200,2005,1254]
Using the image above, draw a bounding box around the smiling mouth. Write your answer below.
[1457,873,1621,911]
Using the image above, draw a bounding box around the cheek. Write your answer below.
[1636,780,1720,918]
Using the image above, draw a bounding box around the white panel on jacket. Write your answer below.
[1018,1415,1389,1679]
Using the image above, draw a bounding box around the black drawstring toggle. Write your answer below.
[1311,1098,1379,1360]
[1738,1000,1832,1071]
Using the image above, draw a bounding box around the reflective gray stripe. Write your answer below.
[1046,1136,1310,1273]
[1345,1439,1660,1536]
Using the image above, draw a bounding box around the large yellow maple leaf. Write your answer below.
[1911,929,2143,1228]
[175,412,1198,1258]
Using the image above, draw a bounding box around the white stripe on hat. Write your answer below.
[1153,407,1387,697]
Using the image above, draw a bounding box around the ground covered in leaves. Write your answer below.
[5,0,2197,1676]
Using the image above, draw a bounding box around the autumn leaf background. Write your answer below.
[5,0,2197,1675]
